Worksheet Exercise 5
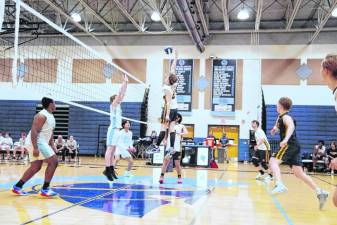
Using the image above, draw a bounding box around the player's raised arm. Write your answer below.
[112,74,128,107]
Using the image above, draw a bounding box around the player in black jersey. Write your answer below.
[268,97,328,210]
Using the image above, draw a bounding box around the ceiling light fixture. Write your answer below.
[71,13,81,22]
[151,11,161,22]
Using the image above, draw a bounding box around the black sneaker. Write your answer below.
[110,168,118,180]
[103,169,113,181]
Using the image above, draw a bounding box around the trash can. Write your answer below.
[217,147,225,163]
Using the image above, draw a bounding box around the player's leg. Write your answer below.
[159,155,171,184]
[173,152,182,184]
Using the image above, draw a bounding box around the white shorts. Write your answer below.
[27,141,55,161]
[1,144,11,150]
[115,147,131,159]
[106,126,120,146]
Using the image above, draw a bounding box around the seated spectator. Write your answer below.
[150,130,157,144]
[312,140,327,170]
[1,132,13,160]
[327,141,337,172]
[13,132,28,160]
[55,135,66,161]
[66,135,78,162]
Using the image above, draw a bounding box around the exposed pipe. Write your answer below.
[175,0,205,52]
[195,0,209,36]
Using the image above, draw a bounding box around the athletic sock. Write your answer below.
[315,187,322,194]
[15,180,25,188]
[156,131,166,146]
[170,132,175,148]
[42,182,50,190]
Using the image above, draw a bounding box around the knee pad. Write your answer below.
[252,157,259,167]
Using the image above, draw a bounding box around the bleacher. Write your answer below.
[0,100,142,156]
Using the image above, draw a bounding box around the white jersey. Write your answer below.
[110,104,122,128]
[117,129,133,150]
[162,84,178,109]
[1,137,13,147]
[26,109,55,145]
[254,128,270,151]
[174,124,187,152]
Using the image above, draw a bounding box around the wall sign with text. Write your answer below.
[211,59,236,116]
[174,59,193,112]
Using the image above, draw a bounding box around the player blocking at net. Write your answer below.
[103,74,128,181]
[151,48,178,153]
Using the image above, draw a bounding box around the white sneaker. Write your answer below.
[317,190,329,210]
[255,173,264,180]
[124,171,133,177]
[263,175,272,182]
[271,183,288,195]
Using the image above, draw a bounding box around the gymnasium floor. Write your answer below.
[0,157,336,225]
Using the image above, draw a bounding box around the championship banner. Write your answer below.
[174,59,193,112]
[211,59,236,116]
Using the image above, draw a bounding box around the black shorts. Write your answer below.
[172,151,181,160]
[272,143,302,166]
[161,108,178,123]
[253,150,270,163]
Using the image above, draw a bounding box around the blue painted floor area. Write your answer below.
[0,175,248,218]
[52,182,204,217]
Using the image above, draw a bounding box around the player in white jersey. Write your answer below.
[321,54,337,207]
[114,120,135,177]
[153,50,179,153]
[103,74,128,181]
[12,97,58,197]
[159,113,188,184]
[251,120,273,182]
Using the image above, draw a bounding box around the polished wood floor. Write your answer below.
[0,157,336,225]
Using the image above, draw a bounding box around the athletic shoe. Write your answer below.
[111,168,118,180]
[177,178,183,184]
[124,171,133,177]
[317,190,329,210]
[12,186,28,196]
[263,175,273,182]
[103,169,114,181]
[40,188,58,197]
[255,173,264,180]
[271,183,288,195]
[159,177,164,184]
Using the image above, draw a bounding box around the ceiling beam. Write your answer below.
[77,0,116,33]
[309,0,337,43]
[286,0,303,30]
[112,0,143,32]
[221,0,230,31]
[147,0,172,31]
[195,0,209,36]
[255,0,263,30]
[41,0,107,44]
